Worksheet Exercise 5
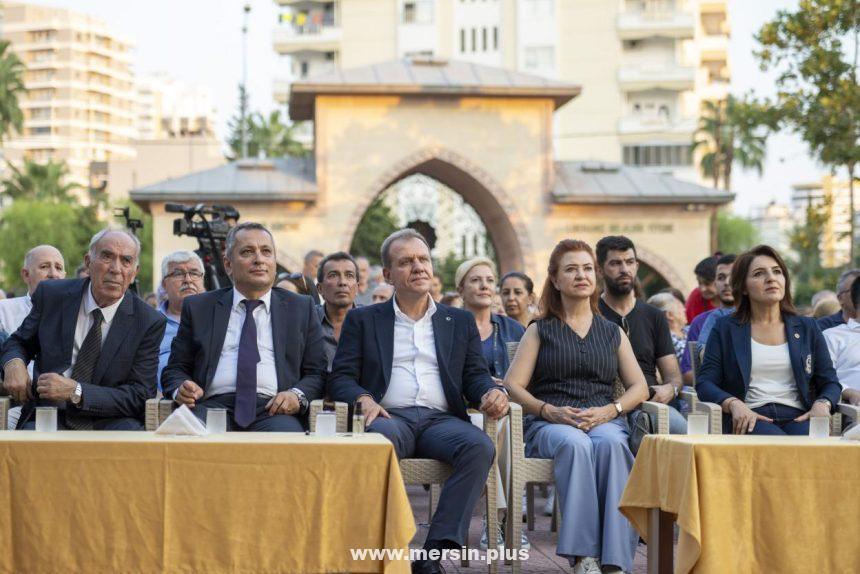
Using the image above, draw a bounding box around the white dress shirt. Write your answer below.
[824,318,860,392]
[380,294,449,412]
[745,340,804,410]
[63,287,123,379]
[206,288,278,399]
[0,295,31,335]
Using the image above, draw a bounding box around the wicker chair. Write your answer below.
[309,400,502,573]
[696,399,849,436]
[679,341,723,434]
[0,396,8,430]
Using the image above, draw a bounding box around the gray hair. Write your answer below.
[380,228,430,269]
[160,250,204,280]
[23,244,64,269]
[837,268,860,291]
[647,292,683,313]
[88,228,141,262]
[225,222,275,258]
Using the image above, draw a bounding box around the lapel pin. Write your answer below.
[794,333,800,339]
[805,355,812,375]
[446,316,451,322]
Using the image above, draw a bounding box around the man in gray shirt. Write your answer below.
[315,252,360,370]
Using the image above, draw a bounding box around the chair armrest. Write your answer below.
[641,401,669,434]
[145,398,175,431]
[838,402,860,423]
[0,396,8,430]
[309,400,349,432]
[695,401,723,434]
[680,388,698,413]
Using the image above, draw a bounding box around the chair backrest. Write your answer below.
[688,340,702,385]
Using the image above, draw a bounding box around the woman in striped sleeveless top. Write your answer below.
[504,239,649,574]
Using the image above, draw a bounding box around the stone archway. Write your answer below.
[341,146,534,275]
[635,245,686,291]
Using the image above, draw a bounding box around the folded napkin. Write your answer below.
[843,422,860,441]
[154,404,208,436]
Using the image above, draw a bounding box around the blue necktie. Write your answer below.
[234,299,263,428]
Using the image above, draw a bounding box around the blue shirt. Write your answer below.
[480,314,526,378]
[697,307,733,354]
[680,308,717,374]
[157,302,180,392]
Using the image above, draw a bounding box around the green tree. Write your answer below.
[788,195,844,305]
[716,210,759,255]
[1,159,81,203]
[0,40,25,143]
[350,195,399,265]
[692,96,776,190]
[435,253,466,292]
[0,200,100,293]
[755,0,860,264]
[227,103,307,159]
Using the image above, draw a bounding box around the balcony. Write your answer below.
[618,62,695,91]
[617,10,694,40]
[273,17,341,54]
[618,115,696,136]
[698,34,729,57]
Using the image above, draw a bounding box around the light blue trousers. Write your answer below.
[525,418,638,571]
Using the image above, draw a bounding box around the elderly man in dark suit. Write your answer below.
[1,229,166,430]
[328,229,508,574]
[162,222,326,431]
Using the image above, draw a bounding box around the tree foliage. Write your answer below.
[1,160,81,203]
[788,195,844,306]
[227,93,307,159]
[754,0,860,264]
[716,210,759,255]
[0,200,101,294]
[692,96,778,191]
[0,40,25,143]
[349,195,399,265]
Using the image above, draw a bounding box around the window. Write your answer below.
[402,0,433,24]
[493,27,499,50]
[623,144,692,167]
[30,107,51,120]
[471,28,477,52]
[300,61,309,77]
[482,28,487,51]
[460,29,466,53]
[29,127,51,136]
[524,46,555,71]
[523,0,554,18]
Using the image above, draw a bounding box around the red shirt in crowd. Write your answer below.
[685,287,716,323]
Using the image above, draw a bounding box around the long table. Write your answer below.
[0,431,415,574]
[619,434,860,574]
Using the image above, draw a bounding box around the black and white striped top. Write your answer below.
[529,315,621,410]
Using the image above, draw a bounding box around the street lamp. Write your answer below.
[240,3,251,159]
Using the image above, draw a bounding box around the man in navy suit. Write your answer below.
[328,229,508,574]
[1,229,166,430]
[162,222,326,431]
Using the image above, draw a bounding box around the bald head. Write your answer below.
[22,245,66,295]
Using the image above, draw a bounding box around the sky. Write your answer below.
[26,0,825,216]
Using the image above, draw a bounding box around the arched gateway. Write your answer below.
[133,58,732,293]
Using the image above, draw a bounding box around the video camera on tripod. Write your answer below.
[165,203,240,290]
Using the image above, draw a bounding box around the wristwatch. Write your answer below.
[289,387,309,413]
[814,398,832,411]
[70,383,83,406]
[613,401,624,416]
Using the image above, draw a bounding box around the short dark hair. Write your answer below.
[694,256,718,282]
[716,253,737,267]
[500,271,535,295]
[851,275,860,312]
[317,251,358,284]
[731,245,796,323]
[304,249,324,264]
[595,235,636,267]
[225,222,275,258]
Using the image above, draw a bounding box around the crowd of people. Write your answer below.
[1,223,858,574]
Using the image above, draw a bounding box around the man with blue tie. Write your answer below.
[328,229,509,574]
[161,222,327,431]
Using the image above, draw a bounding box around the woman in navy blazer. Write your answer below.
[697,245,841,435]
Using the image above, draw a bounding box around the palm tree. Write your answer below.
[1,159,81,203]
[248,110,307,158]
[0,40,25,144]
[692,96,771,191]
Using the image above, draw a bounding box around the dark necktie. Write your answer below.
[67,309,104,430]
[234,299,262,428]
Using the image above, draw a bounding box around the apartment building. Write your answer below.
[271,0,730,181]
[1,2,136,188]
[135,72,218,141]
[792,176,860,268]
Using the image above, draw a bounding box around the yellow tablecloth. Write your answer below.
[619,434,860,574]
[0,431,415,574]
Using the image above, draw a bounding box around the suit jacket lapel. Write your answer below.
[271,290,289,391]
[207,289,234,385]
[374,300,395,386]
[60,280,86,364]
[731,318,752,389]
[431,306,454,383]
[92,291,134,385]
[785,316,804,387]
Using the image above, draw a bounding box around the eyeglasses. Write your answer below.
[166,270,204,280]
